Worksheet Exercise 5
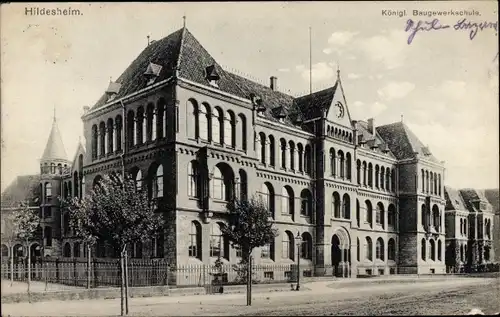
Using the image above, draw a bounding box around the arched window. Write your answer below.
[300,189,312,217]
[464,219,467,236]
[366,237,373,261]
[421,169,425,193]
[210,223,228,259]
[135,170,143,192]
[153,165,164,198]
[74,242,81,258]
[146,103,154,142]
[280,139,287,169]
[385,169,390,190]
[238,169,248,201]
[136,107,145,145]
[281,186,294,215]
[259,132,266,164]
[330,148,336,177]
[356,160,361,184]
[156,100,165,139]
[91,124,98,160]
[297,144,304,172]
[388,238,396,260]
[268,135,276,167]
[199,103,210,141]
[460,219,463,235]
[212,166,225,200]
[127,110,135,148]
[188,161,199,198]
[99,121,106,155]
[432,205,440,231]
[63,243,71,258]
[115,115,123,152]
[50,163,56,174]
[376,203,384,228]
[338,150,345,178]
[342,194,351,219]
[131,242,143,258]
[332,192,341,218]
[346,153,352,180]
[213,107,223,144]
[45,182,52,201]
[189,99,199,139]
[151,234,164,258]
[437,240,442,261]
[301,232,312,259]
[421,238,426,260]
[356,199,360,227]
[305,145,312,175]
[380,166,385,190]
[388,204,396,229]
[391,169,396,192]
[421,205,427,229]
[189,221,202,259]
[376,238,384,260]
[375,165,380,188]
[438,174,441,196]
[238,114,247,151]
[282,231,294,260]
[430,173,434,194]
[107,118,114,153]
[368,163,373,187]
[365,200,373,225]
[356,238,360,261]
[425,171,429,193]
[260,183,275,217]
[430,240,436,260]
[225,111,236,148]
[289,141,295,170]
[362,161,367,186]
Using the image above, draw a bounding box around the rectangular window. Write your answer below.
[44,206,52,218]
[189,233,198,258]
[264,271,274,280]
[261,244,270,259]
[282,240,289,259]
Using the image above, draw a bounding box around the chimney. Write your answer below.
[270,76,278,91]
[367,118,375,135]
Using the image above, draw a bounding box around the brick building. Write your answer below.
[2,26,453,277]
[444,188,497,272]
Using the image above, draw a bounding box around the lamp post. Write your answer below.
[295,231,303,291]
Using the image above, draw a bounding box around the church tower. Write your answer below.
[39,110,71,257]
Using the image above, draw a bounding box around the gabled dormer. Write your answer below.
[144,62,162,85]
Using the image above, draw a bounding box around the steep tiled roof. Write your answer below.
[459,188,493,213]
[444,186,468,211]
[89,27,428,152]
[484,189,500,214]
[294,85,338,121]
[354,121,396,159]
[1,175,41,208]
[41,118,68,162]
[376,122,440,163]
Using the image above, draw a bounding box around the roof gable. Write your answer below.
[444,186,468,211]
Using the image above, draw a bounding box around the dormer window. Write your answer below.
[144,62,162,85]
[105,82,122,102]
[274,106,287,123]
[205,65,220,88]
[421,146,431,156]
[379,143,389,154]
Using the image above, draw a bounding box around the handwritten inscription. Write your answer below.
[405,18,498,44]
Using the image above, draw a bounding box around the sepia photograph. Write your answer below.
[0,1,498,316]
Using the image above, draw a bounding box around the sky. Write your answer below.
[1,1,498,191]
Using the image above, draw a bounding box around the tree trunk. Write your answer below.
[87,245,91,289]
[10,246,13,287]
[27,241,31,298]
[124,249,129,315]
[246,251,252,306]
[120,251,125,316]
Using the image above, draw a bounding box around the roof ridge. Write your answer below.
[227,71,295,100]
[175,27,187,77]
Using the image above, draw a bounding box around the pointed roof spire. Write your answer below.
[41,112,68,162]
[336,61,341,80]
[183,15,186,28]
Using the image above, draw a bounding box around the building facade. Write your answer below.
[9,26,495,278]
[444,188,497,272]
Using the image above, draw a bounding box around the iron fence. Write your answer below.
[1,258,318,293]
